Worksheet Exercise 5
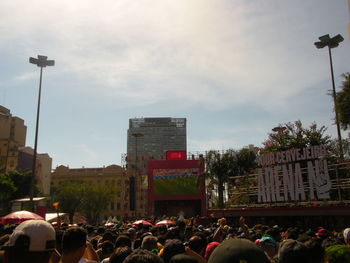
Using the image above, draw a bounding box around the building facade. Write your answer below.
[127,118,187,168]
[0,105,52,195]
[51,165,129,220]
[126,117,187,217]
[18,147,52,196]
[0,106,27,173]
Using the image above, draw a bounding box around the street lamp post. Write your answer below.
[314,34,344,159]
[29,55,55,211]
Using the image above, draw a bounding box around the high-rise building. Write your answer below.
[0,105,52,196]
[0,105,27,172]
[127,117,186,164]
[126,117,187,217]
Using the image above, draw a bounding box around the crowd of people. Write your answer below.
[0,215,350,263]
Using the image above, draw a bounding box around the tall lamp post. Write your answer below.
[29,55,55,211]
[314,34,344,159]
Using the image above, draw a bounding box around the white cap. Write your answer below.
[344,228,350,243]
[8,220,56,251]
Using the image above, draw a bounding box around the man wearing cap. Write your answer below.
[343,228,350,245]
[2,219,58,263]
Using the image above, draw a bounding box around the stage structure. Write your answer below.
[147,154,205,217]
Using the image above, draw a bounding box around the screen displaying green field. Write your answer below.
[153,168,200,196]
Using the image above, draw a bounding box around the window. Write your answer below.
[110,202,115,210]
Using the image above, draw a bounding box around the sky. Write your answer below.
[0,0,349,169]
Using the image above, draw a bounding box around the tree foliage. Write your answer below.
[261,120,332,154]
[0,174,17,201]
[205,148,257,209]
[51,180,116,224]
[336,72,350,130]
[0,170,39,215]
[0,173,17,214]
[81,183,115,224]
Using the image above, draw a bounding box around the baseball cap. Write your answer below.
[205,241,219,261]
[343,228,350,241]
[255,236,276,247]
[207,238,270,263]
[5,220,56,252]
[316,228,328,237]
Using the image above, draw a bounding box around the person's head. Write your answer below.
[3,220,56,263]
[109,246,132,263]
[169,254,197,263]
[115,234,132,248]
[102,231,116,243]
[278,239,309,263]
[188,235,206,255]
[141,235,158,252]
[304,239,325,263]
[101,241,115,259]
[162,239,185,263]
[285,227,299,240]
[325,245,350,263]
[343,228,350,245]
[265,227,282,242]
[124,249,162,263]
[255,236,277,258]
[316,228,329,240]
[205,242,219,261]
[207,238,269,263]
[61,226,87,260]
[127,228,137,241]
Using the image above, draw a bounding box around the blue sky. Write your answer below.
[1,0,349,168]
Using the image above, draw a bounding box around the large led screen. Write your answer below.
[153,168,200,196]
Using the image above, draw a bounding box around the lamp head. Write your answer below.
[315,34,344,49]
[29,55,55,67]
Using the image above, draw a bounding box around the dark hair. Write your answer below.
[102,241,115,255]
[62,227,87,254]
[163,239,185,263]
[169,254,197,263]
[188,235,205,254]
[304,239,325,263]
[141,236,158,251]
[115,235,132,248]
[278,239,308,263]
[286,227,299,240]
[110,246,133,263]
[123,249,162,263]
[102,231,116,243]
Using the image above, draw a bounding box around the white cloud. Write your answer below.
[1,0,349,167]
[15,71,37,81]
[2,0,346,112]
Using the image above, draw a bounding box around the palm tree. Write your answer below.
[336,72,350,130]
[204,148,257,208]
[205,150,236,208]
